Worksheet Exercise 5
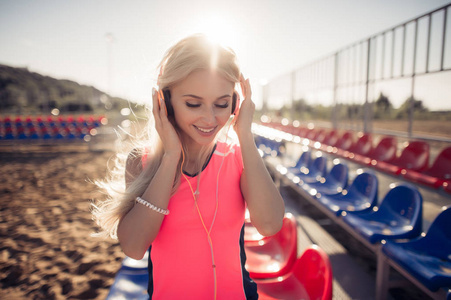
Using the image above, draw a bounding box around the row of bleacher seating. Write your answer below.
[0,115,107,140]
[254,126,451,299]
[255,122,451,193]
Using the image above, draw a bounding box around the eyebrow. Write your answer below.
[182,94,232,100]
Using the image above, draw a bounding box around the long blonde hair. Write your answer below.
[92,34,241,239]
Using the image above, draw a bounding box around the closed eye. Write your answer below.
[216,103,229,109]
[186,102,201,108]
[185,102,229,109]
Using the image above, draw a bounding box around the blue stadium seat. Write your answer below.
[255,136,282,157]
[29,128,40,139]
[316,171,378,216]
[3,117,12,128]
[342,183,423,244]
[17,129,27,139]
[380,206,451,292]
[293,156,328,184]
[287,150,311,175]
[4,128,14,140]
[107,253,149,300]
[50,127,63,139]
[302,162,349,196]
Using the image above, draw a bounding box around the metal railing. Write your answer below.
[263,3,451,143]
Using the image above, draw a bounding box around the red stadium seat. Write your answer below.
[244,220,270,246]
[347,133,373,160]
[368,136,397,164]
[403,146,451,188]
[443,181,451,194]
[315,129,327,143]
[305,128,317,141]
[332,131,354,156]
[321,130,340,151]
[295,127,308,138]
[245,213,297,279]
[374,141,429,176]
[284,125,298,135]
[255,245,333,300]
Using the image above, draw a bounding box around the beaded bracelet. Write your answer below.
[135,197,170,215]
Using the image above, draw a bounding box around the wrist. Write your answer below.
[237,130,255,145]
[162,151,181,163]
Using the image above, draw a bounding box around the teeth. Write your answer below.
[196,126,214,133]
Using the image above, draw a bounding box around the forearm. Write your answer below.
[239,131,285,236]
[117,153,179,259]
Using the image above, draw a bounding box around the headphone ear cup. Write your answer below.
[232,92,240,115]
[163,89,174,117]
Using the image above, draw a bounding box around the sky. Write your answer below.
[0,0,450,109]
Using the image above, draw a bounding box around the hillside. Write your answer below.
[0,64,131,115]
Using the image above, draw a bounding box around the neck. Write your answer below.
[181,143,216,175]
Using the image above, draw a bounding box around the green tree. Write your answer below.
[373,92,393,119]
[396,97,429,119]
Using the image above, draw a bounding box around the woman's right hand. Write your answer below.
[152,88,181,157]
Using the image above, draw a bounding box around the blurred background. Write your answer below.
[1,1,451,299]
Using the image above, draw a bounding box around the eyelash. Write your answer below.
[186,103,200,108]
[186,103,229,109]
[216,103,229,109]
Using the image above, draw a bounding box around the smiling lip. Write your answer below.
[194,125,217,136]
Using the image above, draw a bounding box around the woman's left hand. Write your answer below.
[234,74,255,140]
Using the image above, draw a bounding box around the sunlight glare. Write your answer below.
[190,16,239,49]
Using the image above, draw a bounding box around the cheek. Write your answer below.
[172,111,189,129]
[173,106,193,121]
[217,111,232,125]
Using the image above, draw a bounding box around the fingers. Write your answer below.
[239,74,252,101]
[152,88,169,128]
[152,88,160,120]
[152,88,167,111]
[240,74,246,97]
[245,79,252,99]
[158,90,167,116]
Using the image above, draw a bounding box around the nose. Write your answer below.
[201,106,216,125]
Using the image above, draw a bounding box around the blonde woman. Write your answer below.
[93,34,285,299]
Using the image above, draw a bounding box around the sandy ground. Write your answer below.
[0,145,123,299]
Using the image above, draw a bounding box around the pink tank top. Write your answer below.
[145,142,255,299]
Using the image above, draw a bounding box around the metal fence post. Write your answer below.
[364,38,371,133]
[408,20,419,138]
[332,52,339,129]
